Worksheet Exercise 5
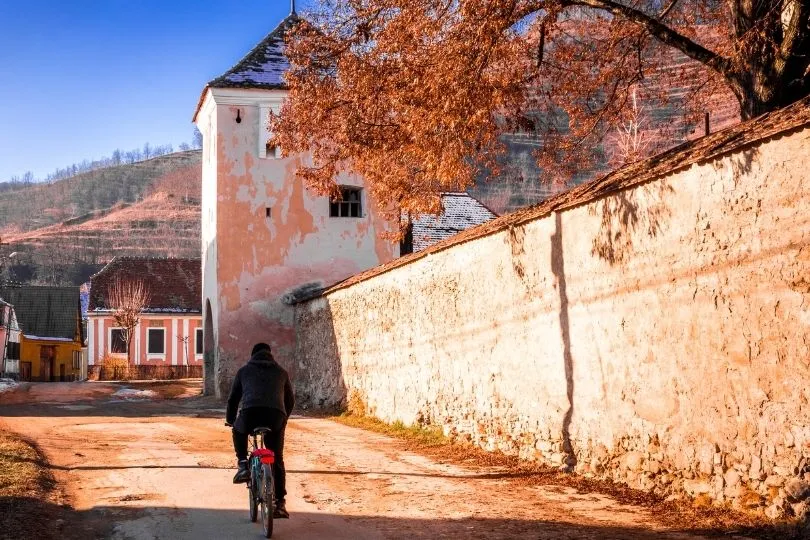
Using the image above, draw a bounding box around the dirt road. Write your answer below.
[0,382,746,539]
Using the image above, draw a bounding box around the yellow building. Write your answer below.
[0,286,83,382]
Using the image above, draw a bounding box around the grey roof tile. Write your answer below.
[208,14,299,90]
[411,193,498,252]
[0,286,81,341]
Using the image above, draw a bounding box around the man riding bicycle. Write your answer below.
[226,342,295,518]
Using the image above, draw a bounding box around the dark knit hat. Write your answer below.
[251,342,271,355]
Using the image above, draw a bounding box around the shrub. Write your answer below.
[100,354,130,381]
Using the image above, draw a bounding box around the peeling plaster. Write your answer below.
[201,97,398,395]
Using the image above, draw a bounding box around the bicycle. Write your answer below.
[227,424,276,538]
[250,427,276,538]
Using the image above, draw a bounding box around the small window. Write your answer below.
[265,142,281,159]
[259,104,282,159]
[400,221,414,255]
[72,351,81,370]
[330,187,362,218]
[7,342,19,360]
[195,328,204,356]
[147,328,165,355]
[110,328,127,354]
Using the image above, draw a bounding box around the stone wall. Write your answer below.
[294,121,810,518]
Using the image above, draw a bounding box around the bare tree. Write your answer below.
[107,279,151,365]
[177,335,190,366]
[609,87,652,167]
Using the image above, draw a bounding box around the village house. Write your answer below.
[0,286,83,382]
[192,12,398,397]
[0,298,21,378]
[87,257,203,368]
[192,10,498,397]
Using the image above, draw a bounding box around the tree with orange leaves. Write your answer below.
[272,1,810,219]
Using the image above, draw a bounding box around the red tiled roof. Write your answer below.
[89,257,201,313]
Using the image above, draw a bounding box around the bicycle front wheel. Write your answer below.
[260,463,275,538]
[249,468,259,523]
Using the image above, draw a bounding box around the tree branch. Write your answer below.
[657,0,680,19]
[564,0,735,78]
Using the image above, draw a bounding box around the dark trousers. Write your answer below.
[232,407,288,502]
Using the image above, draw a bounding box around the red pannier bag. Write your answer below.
[251,448,275,465]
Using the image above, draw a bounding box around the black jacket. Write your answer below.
[226,350,295,425]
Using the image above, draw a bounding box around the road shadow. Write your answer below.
[0,453,233,471]
[0,384,224,418]
[1,500,806,540]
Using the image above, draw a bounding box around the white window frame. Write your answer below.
[108,327,127,356]
[146,327,166,357]
[195,327,204,358]
[258,103,282,159]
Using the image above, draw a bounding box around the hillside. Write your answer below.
[0,152,201,286]
[0,150,201,234]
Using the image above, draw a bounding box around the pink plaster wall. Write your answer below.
[202,94,398,397]
[89,315,202,366]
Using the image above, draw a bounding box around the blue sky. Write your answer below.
[0,1,308,181]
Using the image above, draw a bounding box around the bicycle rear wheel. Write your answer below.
[260,463,275,538]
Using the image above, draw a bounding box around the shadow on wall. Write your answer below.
[551,212,576,471]
[589,178,674,265]
[728,147,758,179]
[507,214,576,470]
[203,299,215,397]
[589,145,758,266]
[3,499,807,540]
[294,298,346,411]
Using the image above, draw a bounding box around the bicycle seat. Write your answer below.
[252,427,273,436]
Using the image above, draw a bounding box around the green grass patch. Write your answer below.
[332,412,449,448]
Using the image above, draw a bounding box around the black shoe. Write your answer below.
[232,461,249,484]
[273,500,290,519]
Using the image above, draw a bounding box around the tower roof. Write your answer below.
[208,13,299,91]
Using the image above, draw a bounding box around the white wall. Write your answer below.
[296,124,810,519]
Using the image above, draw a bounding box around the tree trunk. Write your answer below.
[734,71,810,120]
[126,332,134,367]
